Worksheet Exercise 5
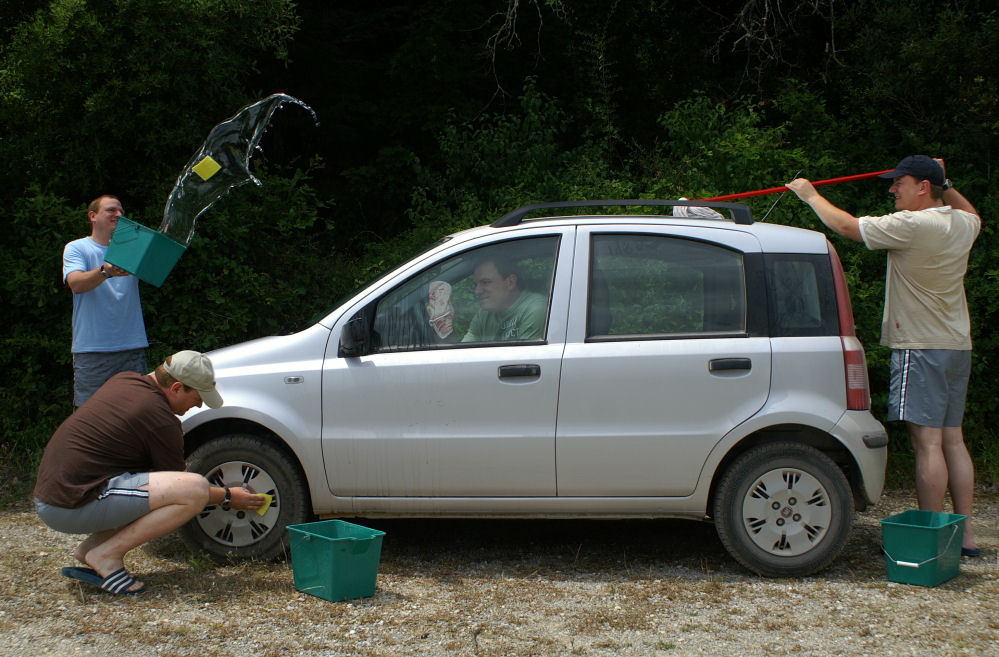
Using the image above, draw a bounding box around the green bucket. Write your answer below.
[105,216,186,287]
[880,510,965,587]
[286,520,385,602]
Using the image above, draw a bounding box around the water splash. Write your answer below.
[159,93,319,245]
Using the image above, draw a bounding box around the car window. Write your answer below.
[587,234,746,339]
[764,254,838,337]
[372,236,559,351]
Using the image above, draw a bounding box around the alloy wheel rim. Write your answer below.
[196,460,279,548]
[740,467,832,556]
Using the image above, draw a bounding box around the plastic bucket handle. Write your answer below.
[882,523,960,568]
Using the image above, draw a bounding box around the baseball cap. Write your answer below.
[877,155,945,186]
[163,350,223,408]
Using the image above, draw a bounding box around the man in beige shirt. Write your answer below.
[787,155,981,556]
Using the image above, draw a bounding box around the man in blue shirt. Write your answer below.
[63,195,148,406]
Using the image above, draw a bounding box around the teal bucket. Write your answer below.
[880,510,965,587]
[286,520,386,602]
[105,216,186,287]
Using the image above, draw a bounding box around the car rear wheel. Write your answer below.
[712,441,854,577]
[180,433,312,561]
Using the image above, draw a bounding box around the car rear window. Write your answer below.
[764,253,839,337]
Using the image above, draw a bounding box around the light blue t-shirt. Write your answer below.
[63,237,148,353]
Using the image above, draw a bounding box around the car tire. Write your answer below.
[712,441,854,577]
[179,433,312,561]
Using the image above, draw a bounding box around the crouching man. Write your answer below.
[34,350,266,595]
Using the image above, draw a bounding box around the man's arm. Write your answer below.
[936,159,979,216]
[944,187,978,216]
[66,267,109,294]
[209,485,266,511]
[515,291,548,340]
[65,263,131,294]
[461,310,486,342]
[786,178,863,242]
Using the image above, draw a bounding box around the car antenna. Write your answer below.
[760,170,802,222]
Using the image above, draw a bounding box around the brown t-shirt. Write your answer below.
[34,372,185,508]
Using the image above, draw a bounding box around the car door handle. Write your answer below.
[498,364,541,378]
[709,358,752,372]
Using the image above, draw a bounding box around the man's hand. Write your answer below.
[226,487,269,511]
[785,177,862,241]
[786,178,820,203]
[934,157,947,177]
[102,263,130,277]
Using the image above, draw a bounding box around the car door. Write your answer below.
[321,230,573,497]
[555,226,771,496]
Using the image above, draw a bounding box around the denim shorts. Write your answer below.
[73,348,148,406]
[887,348,971,427]
[35,472,150,534]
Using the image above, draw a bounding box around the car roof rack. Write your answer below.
[491,199,754,228]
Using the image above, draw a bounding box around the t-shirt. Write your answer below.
[63,236,148,353]
[33,372,185,508]
[858,206,980,350]
[462,290,548,342]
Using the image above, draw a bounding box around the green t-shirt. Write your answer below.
[462,290,548,342]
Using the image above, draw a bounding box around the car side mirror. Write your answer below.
[338,313,370,357]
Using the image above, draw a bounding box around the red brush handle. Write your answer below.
[696,169,894,201]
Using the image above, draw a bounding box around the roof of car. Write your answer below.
[449,202,832,255]
[491,200,754,226]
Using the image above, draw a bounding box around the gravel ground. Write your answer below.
[1,489,996,657]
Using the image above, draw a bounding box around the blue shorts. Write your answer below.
[73,348,148,406]
[35,472,150,534]
[887,349,971,427]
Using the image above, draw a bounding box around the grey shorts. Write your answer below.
[73,348,148,406]
[35,472,150,535]
[887,349,971,427]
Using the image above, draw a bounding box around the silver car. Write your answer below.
[179,200,887,576]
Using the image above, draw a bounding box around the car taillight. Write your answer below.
[829,242,870,410]
[842,338,871,410]
[828,243,856,338]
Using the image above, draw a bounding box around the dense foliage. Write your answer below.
[2,0,997,487]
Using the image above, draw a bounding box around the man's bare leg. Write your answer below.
[83,472,210,591]
[942,426,978,550]
[73,528,117,565]
[908,423,947,512]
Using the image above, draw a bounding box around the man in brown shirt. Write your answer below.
[35,351,266,594]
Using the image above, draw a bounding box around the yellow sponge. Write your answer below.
[192,155,222,181]
[256,493,273,516]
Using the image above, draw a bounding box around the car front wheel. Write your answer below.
[712,441,854,577]
[180,433,312,561]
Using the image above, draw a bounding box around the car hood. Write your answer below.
[206,322,332,372]
[182,322,331,428]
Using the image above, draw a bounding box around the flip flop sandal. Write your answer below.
[66,566,98,577]
[62,566,145,595]
[99,568,145,594]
